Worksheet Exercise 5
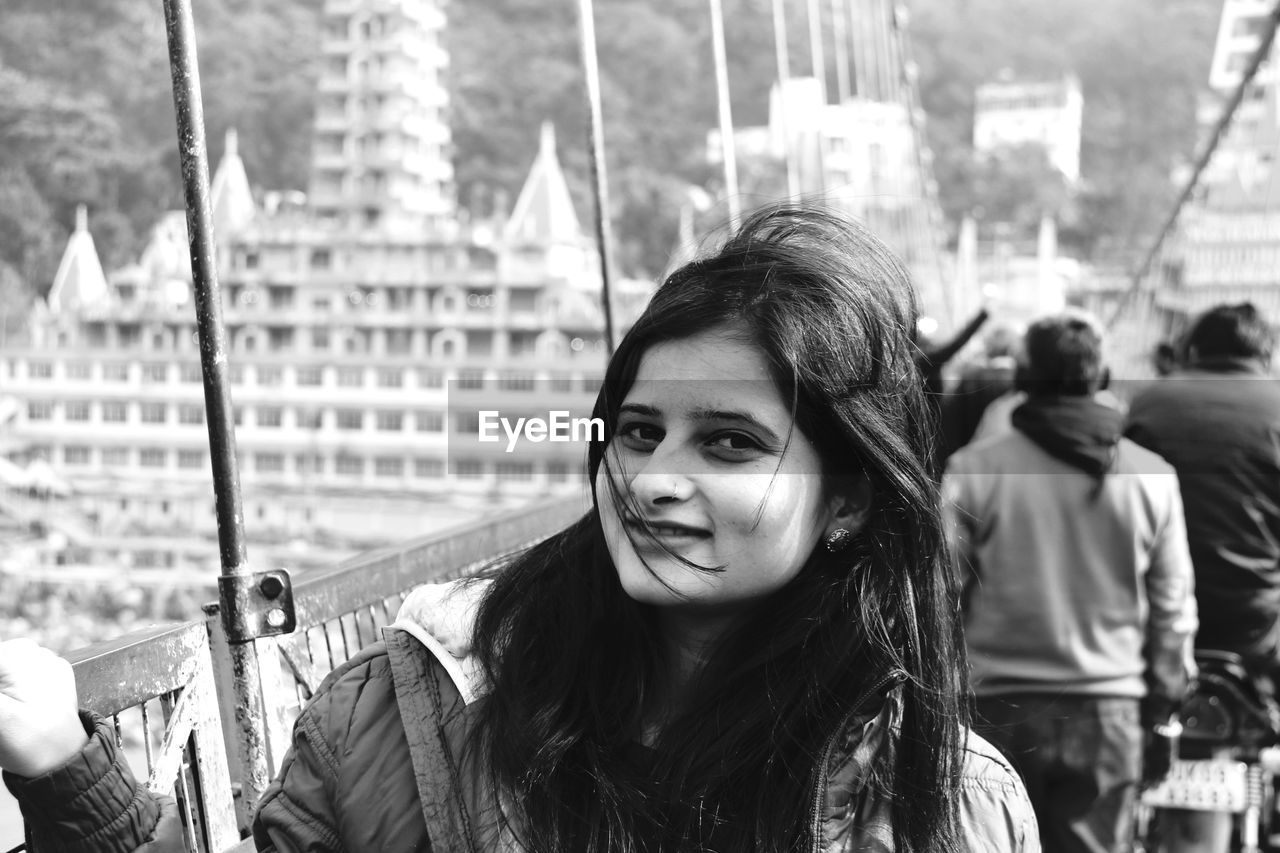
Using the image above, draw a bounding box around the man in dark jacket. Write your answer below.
[1125,302,1280,673]
[1125,302,1280,851]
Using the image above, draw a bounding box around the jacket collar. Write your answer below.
[812,677,905,852]
[1187,356,1270,376]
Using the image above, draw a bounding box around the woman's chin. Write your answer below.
[614,554,718,607]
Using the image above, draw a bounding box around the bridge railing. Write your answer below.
[8,493,588,853]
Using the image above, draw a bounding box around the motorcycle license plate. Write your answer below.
[1141,759,1249,812]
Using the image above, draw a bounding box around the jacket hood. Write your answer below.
[392,578,491,703]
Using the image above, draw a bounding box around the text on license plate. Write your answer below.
[1141,760,1249,812]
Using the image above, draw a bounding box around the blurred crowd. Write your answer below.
[930,301,1280,852]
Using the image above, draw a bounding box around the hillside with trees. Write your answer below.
[0,0,1224,310]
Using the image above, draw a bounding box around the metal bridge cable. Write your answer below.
[772,0,801,197]
[831,0,852,103]
[1107,0,1280,328]
[807,0,829,105]
[803,0,830,194]
[854,0,873,101]
[892,4,950,315]
[575,0,617,355]
[869,0,884,101]
[709,0,742,226]
[850,0,869,99]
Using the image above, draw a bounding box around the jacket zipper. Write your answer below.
[807,670,906,851]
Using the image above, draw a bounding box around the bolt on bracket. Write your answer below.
[217,568,297,643]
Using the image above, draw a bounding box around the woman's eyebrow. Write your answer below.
[618,402,660,417]
[690,408,782,443]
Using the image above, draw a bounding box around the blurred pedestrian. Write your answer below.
[1152,341,1180,377]
[1127,303,1280,675]
[914,307,990,473]
[940,319,1024,458]
[1125,302,1280,852]
[944,311,1197,853]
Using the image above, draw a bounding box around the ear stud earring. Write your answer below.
[823,528,851,553]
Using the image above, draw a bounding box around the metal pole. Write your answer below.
[575,0,617,355]
[891,4,949,313]
[709,0,741,225]
[807,0,828,105]
[160,0,270,827]
[772,0,801,197]
[874,0,898,104]
[850,0,869,99]
[831,0,852,104]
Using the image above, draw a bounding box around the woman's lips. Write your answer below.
[623,515,711,545]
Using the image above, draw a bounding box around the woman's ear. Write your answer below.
[827,476,873,537]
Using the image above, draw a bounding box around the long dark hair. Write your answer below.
[471,204,966,851]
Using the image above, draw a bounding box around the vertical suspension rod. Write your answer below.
[891,3,949,310]
[831,0,852,103]
[575,0,617,354]
[709,0,741,226]
[772,0,800,197]
[161,0,270,827]
[807,0,828,104]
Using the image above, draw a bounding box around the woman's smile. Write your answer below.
[623,513,713,548]
[597,326,843,613]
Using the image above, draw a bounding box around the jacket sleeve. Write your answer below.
[1143,474,1198,717]
[248,711,344,853]
[957,733,1042,852]
[4,668,378,853]
[248,655,379,853]
[2,711,187,853]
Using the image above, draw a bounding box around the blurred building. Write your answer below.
[1136,0,1280,356]
[973,73,1084,184]
[1197,0,1280,185]
[0,0,651,574]
[705,76,946,320]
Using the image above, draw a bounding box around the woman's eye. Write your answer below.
[707,431,763,456]
[616,421,662,450]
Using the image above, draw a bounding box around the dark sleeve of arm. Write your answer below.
[929,309,990,369]
[1122,393,1159,453]
[3,711,186,853]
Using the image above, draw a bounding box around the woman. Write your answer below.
[0,204,1036,851]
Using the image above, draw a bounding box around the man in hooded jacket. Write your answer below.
[943,311,1197,853]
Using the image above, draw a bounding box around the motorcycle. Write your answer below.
[1136,651,1280,852]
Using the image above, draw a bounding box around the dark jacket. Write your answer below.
[7,585,1039,851]
[1125,359,1280,666]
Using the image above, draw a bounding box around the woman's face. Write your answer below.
[596,328,848,616]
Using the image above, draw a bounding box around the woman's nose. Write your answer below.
[628,445,695,505]
[631,472,688,505]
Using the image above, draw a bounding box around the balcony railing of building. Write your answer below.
[5,494,586,853]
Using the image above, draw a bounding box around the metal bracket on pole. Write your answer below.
[217,569,297,644]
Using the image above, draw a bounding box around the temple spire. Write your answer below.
[504,121,583,245]
[47,205,110,314]
[210,127,256,236]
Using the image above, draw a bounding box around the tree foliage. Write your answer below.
[910,0,1222,259]
[0,0,1228,298]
